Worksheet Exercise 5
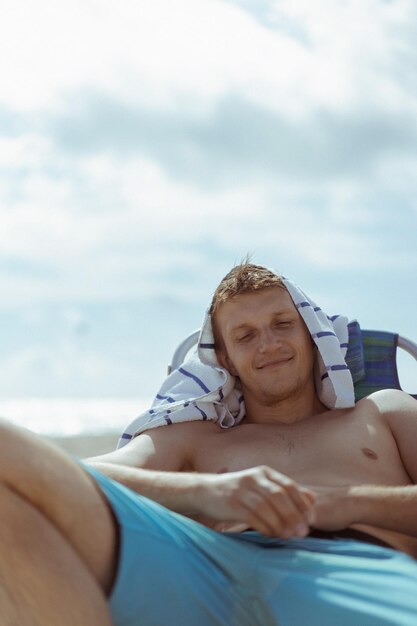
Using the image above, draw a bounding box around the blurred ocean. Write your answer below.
[0,397,153,437]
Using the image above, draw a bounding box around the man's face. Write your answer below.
[215,286,316,405]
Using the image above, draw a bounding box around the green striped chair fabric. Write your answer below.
[351,327,417,401]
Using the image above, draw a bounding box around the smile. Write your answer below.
[257,357,293,369]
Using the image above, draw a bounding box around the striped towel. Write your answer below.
[118,277,355,448]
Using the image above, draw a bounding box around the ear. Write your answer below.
[216,349,238,376]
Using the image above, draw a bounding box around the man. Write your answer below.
[2,262,417,625]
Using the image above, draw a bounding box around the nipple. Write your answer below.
[362,447,378,460]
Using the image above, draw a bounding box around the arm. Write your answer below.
[86,422,197,511]
[310,483,417,537]
[86,423,316,537]
[91,462,316,537]
[312,390,417,536]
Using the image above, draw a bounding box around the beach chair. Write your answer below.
[168,322,417,400]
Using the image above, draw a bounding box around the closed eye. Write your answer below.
[235,332,254,343]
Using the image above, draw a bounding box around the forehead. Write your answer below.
[216,287,298,335]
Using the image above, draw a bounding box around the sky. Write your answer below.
[0,0,416,401]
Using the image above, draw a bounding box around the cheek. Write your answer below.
[217,347,240,376]
[295,334,315,368]
[215,349,228,369]
[304,343,316,370]
[226,358,240,377]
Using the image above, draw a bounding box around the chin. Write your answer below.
[257,388,295,406]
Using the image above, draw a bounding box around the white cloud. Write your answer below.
[0,0,416,308]
[1,0,416,119]
[0,343,144,396]
[0,126,416,309]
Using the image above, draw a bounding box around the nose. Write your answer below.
[258,327,282,353]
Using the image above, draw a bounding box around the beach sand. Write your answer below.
[48,432,120,459]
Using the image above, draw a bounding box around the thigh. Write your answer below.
[0,482,113,626]
[253,536,417,626]
[85,465,263,626]
[0,419,118,593]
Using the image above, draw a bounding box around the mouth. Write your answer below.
[257,356,293,370]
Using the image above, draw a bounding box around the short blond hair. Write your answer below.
[210,261,284,315]
[210,260,285,348]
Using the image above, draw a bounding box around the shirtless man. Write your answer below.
[2,262,417,625]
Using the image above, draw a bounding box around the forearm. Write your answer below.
[87,461,210,515]
[89,463,318,537]
[349,484,417,537]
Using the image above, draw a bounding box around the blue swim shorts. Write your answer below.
[83,464,417,626]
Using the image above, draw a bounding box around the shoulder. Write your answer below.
[139,419,221,441]
[357,390,417,448]
[357,389,417,418]
[358,391,417,482]
[127,419,221,457]
[97,420,222,471]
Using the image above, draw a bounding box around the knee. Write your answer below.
[0,418,44,481]
[0,418,24,457]
[0,416,25,442]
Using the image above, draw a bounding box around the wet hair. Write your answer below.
[210,258,284,316]
[209,257,285,348]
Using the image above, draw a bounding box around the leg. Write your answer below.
[0,482,113,625]
[86,469,268,626]
[251,535,417,625]
[0,419,118,624]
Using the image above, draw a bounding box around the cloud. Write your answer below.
[0,344,143,396]
[1,114,417,311]
[1,0,416,115]
[0,0,416,307]
[45,92,417,187]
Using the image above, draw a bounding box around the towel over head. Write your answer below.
[118,277,355,448]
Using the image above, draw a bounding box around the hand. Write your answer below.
[195,465,317,538]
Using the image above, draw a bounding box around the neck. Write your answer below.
[243,388,327,425]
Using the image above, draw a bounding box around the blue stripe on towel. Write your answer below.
[296,301,311,309]
[321,364,349,380]
[199,343,215,349]
[121,433,132,440]
[194,404,208,419]
[156,394,175,403]
[178,367,211,393]
[314,331,336,339]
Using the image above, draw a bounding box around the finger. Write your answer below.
[237,468,314,536]
[299,487,317,504]
[299,489,317,523]
[262,478,314,531]
[242,483,310,537]
[239,490,288,536]
[263,485,311,536]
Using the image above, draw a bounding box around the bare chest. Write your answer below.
[191,411,411,487]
